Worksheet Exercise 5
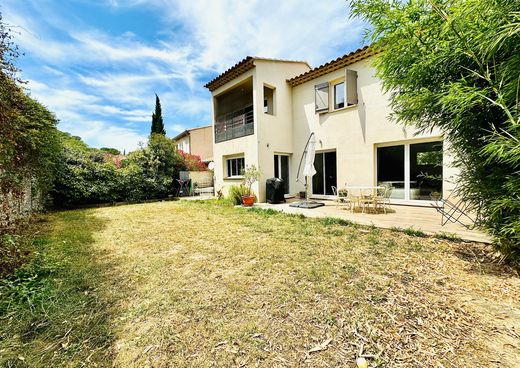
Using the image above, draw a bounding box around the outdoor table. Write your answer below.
[344,186,384,213]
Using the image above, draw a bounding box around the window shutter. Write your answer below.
[315,82,329,113]
[346,69,358,106]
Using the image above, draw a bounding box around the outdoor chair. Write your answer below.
[374,185,393,213]
[332,186,351,209]
[359,188,376,213]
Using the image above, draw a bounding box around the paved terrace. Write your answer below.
[255,199,490,243]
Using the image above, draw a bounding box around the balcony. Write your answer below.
[214,105,254,143]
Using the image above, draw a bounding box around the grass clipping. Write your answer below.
[1,200,519,367]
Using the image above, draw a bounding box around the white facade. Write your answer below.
[176,136,190,153]
[207,52,457,204]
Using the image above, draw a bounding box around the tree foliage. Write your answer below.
[351,0,520,259]
[51,133,199,206]
[99,147,121,155]
[150,94,165,135]
[0,13,60,213]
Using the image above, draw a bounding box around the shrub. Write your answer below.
[177,150,206,171]
[227,185,252,205]
[241,165,261,197]
[52,133,184,207]
[351,0,520,259]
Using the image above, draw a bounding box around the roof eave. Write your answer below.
[287,46,375,87]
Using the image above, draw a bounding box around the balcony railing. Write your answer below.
[214,105,254,143]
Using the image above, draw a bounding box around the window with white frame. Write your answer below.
[333,81,345,109]
[263,85,275,115]
[226,156,245,177]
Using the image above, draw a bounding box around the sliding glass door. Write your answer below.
[377,141,443,201]
[312,151,337,195]
[274,154,290,194]
[377,145,405,199]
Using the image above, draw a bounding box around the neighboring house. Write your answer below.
[172,125,213,163]
[204,47,457,205]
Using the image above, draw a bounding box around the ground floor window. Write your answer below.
[312,151,337,195]
[274,154,289,194]
[226,156,245,177]
[377,141,443,201]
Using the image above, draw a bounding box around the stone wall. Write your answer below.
[0,176,42,229]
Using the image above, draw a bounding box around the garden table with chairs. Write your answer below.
[332,185,393,213]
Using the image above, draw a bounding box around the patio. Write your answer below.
[256,199,490,243]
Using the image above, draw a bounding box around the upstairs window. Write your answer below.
[314,82,329,113]
[226,156,245,177]
[263,85,275,115]
[333,81,345,110]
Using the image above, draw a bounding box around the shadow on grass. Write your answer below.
[451,242,520,278]
[0,209,121,367]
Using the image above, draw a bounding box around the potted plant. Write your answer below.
[241,165,261,207]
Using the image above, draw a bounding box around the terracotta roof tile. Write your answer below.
[204,57,309,92]
[287,46,374,87]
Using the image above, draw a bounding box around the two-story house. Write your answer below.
[172,125,213,163]
[204,46,457,205]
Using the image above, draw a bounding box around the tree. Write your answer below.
[350,0,519,259]
[0,13,61,217]
[100,147,121,155]
[150,93,165,135]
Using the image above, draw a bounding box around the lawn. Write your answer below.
[1,200,519,367]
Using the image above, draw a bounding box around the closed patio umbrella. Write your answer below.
[290,132,324,209]
[303,134,317,178]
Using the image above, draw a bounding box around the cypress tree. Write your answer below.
[151,94,165,135]
[151,112,156,134]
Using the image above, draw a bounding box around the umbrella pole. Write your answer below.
[305,176,309,205]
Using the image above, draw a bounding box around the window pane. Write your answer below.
[334,82,345,109]
[410,142,443,200]
[239,158,244,175]
[280,155,289,194]
[377,145,405,199]
[324,152,337,195]
[312,153,324,195]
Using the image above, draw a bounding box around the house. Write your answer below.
[204,47,457,205]
[172,125,213,163]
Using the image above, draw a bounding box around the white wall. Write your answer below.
[212,69,260,198]
[211,55,458,203]
[254,60,310,201]
[176,136,190,154]
[211,61,310,201]
[291,58,457,201]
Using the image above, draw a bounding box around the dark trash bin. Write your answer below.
[266,178,286,204]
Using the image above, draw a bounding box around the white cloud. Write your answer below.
[3,0,364,152]
[132,0,365,70]
[60,120,147,152]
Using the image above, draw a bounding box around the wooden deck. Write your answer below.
[256,199,490,243]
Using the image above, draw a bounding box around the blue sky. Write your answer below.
[2,0,365,152]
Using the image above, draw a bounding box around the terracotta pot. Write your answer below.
[242,195,255,207]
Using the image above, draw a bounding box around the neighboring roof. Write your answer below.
[204,57,310,92]
[287,46,374,87]
[172,130,189,142]
[171,125,212,142]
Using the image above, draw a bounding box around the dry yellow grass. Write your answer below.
[2,200,519,367]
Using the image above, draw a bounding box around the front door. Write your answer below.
[312,151,337,195]
[274,154,290,194]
